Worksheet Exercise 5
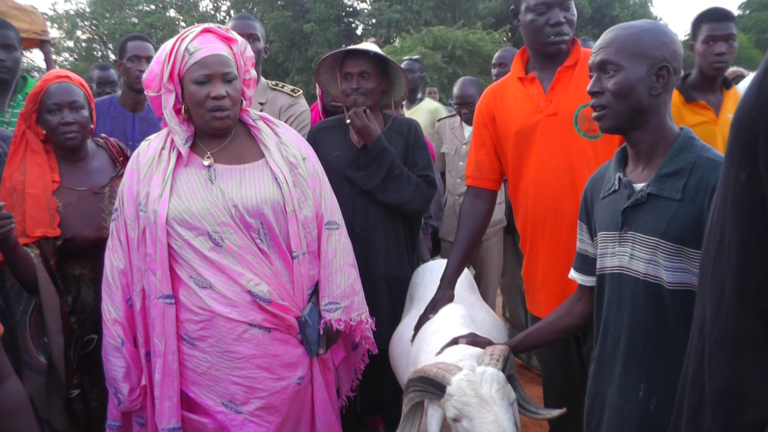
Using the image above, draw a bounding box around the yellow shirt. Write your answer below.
[671,77,740,154]
[404,97,448,143]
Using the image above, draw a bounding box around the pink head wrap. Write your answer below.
[142,23,257,148]
[310,84,326,126]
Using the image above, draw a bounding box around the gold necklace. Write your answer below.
[195,129,236,167]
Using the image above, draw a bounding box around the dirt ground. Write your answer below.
[495,291,549,432]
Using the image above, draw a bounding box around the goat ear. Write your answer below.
[398,376,447,432]
[504,359,568,420]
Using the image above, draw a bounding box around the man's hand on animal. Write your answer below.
[411,187,500,342]
[436,332,495,356]
[392,260,566,432]
[411,285,454,342]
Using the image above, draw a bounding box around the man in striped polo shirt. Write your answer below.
[439,20,723,432]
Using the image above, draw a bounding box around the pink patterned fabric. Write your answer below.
[424,134,436,162]
[310,85,325,126]
[101,23,376,432]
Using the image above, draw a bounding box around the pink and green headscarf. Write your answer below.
[142,23,257,148]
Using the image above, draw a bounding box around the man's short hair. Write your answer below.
[89,62,116,77]
[116,33,155,61]
[403,56,425,72]
[691,7,737,42]
[0,18,22,47]
[230,12,261,23]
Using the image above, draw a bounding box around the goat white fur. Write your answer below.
[389,259,564,432]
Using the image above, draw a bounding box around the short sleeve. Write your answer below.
[465,92,505,191]
[570,185,598,287]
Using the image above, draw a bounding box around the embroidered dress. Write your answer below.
[101,24,375,432]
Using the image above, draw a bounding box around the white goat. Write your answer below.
[389,259,565,432]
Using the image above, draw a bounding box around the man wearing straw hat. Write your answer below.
[307,42,437,432]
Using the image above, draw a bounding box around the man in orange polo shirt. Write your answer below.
[671,7,740,154]
[412,0,622,430]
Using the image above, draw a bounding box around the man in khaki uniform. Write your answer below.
[435,77,505,309]
[228,13,311,137]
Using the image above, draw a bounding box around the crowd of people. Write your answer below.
[0,0,765,431]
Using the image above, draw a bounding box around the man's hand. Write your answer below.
[436,332,496,356]
[412,285,454,342]
[347,107,381,147]
[0,203,17,249]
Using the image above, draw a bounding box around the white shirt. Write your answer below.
[462,122,473,140]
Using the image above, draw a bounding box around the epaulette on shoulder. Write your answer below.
[437,111,458,122]
[267,80,304,97]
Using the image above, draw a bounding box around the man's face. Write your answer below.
[340,55,389,109]
[587,34,652,136]
[0,29,22,85]
[402,59,424,92]
[491,49,518,81]
[452,84,479,127]
[229,20,269,74]
[426,87,439,101]
[90,68,120,98]
[115,40,155,93]
[513,0,577,59]
[692,22,738,79]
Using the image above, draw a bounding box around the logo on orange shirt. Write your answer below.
[573,102,602,140]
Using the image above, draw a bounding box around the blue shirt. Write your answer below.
[93,94,161,153]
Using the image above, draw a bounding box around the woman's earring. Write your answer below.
[181,104,190,119]
[240,98,246,110]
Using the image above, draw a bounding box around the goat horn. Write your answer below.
[397,363,462,432]
[478,344,511,369]
[505,359,568,420]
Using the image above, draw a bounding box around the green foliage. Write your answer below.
[738,0,768,53]
[383,26,506,98]
[231,0,361,101]
[682,31,764,73]
[46,0,228,78]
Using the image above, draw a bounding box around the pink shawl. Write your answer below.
[101,24,375,432]
[310,84,326,126]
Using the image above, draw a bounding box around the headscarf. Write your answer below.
[142,23,256,147]
[0,69,96,245]
[310,84,326,126]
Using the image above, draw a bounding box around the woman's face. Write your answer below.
[37,82,92,152]
[181,54,242,136]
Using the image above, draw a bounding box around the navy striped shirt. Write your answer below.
[571,128,722,432]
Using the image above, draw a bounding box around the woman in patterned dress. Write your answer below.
[101,24,375,432]
[0,69,129,432]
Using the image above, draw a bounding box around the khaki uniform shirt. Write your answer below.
[435,112,506,242]
[252,77,311,138]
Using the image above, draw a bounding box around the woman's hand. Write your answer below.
[318,325,342,355]
[347,107,381,147]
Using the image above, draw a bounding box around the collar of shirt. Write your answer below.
[253,76,269,109]
[675,73,735,103]
[601,128,700,201]
[511,38,583,80]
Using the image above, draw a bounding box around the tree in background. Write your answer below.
[383,26,505,98]
[737,0,768,54]
[46,0,768,102]
[46,0,227,77]
[230,0,360,100]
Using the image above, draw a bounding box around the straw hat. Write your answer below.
[315,42,409,109]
